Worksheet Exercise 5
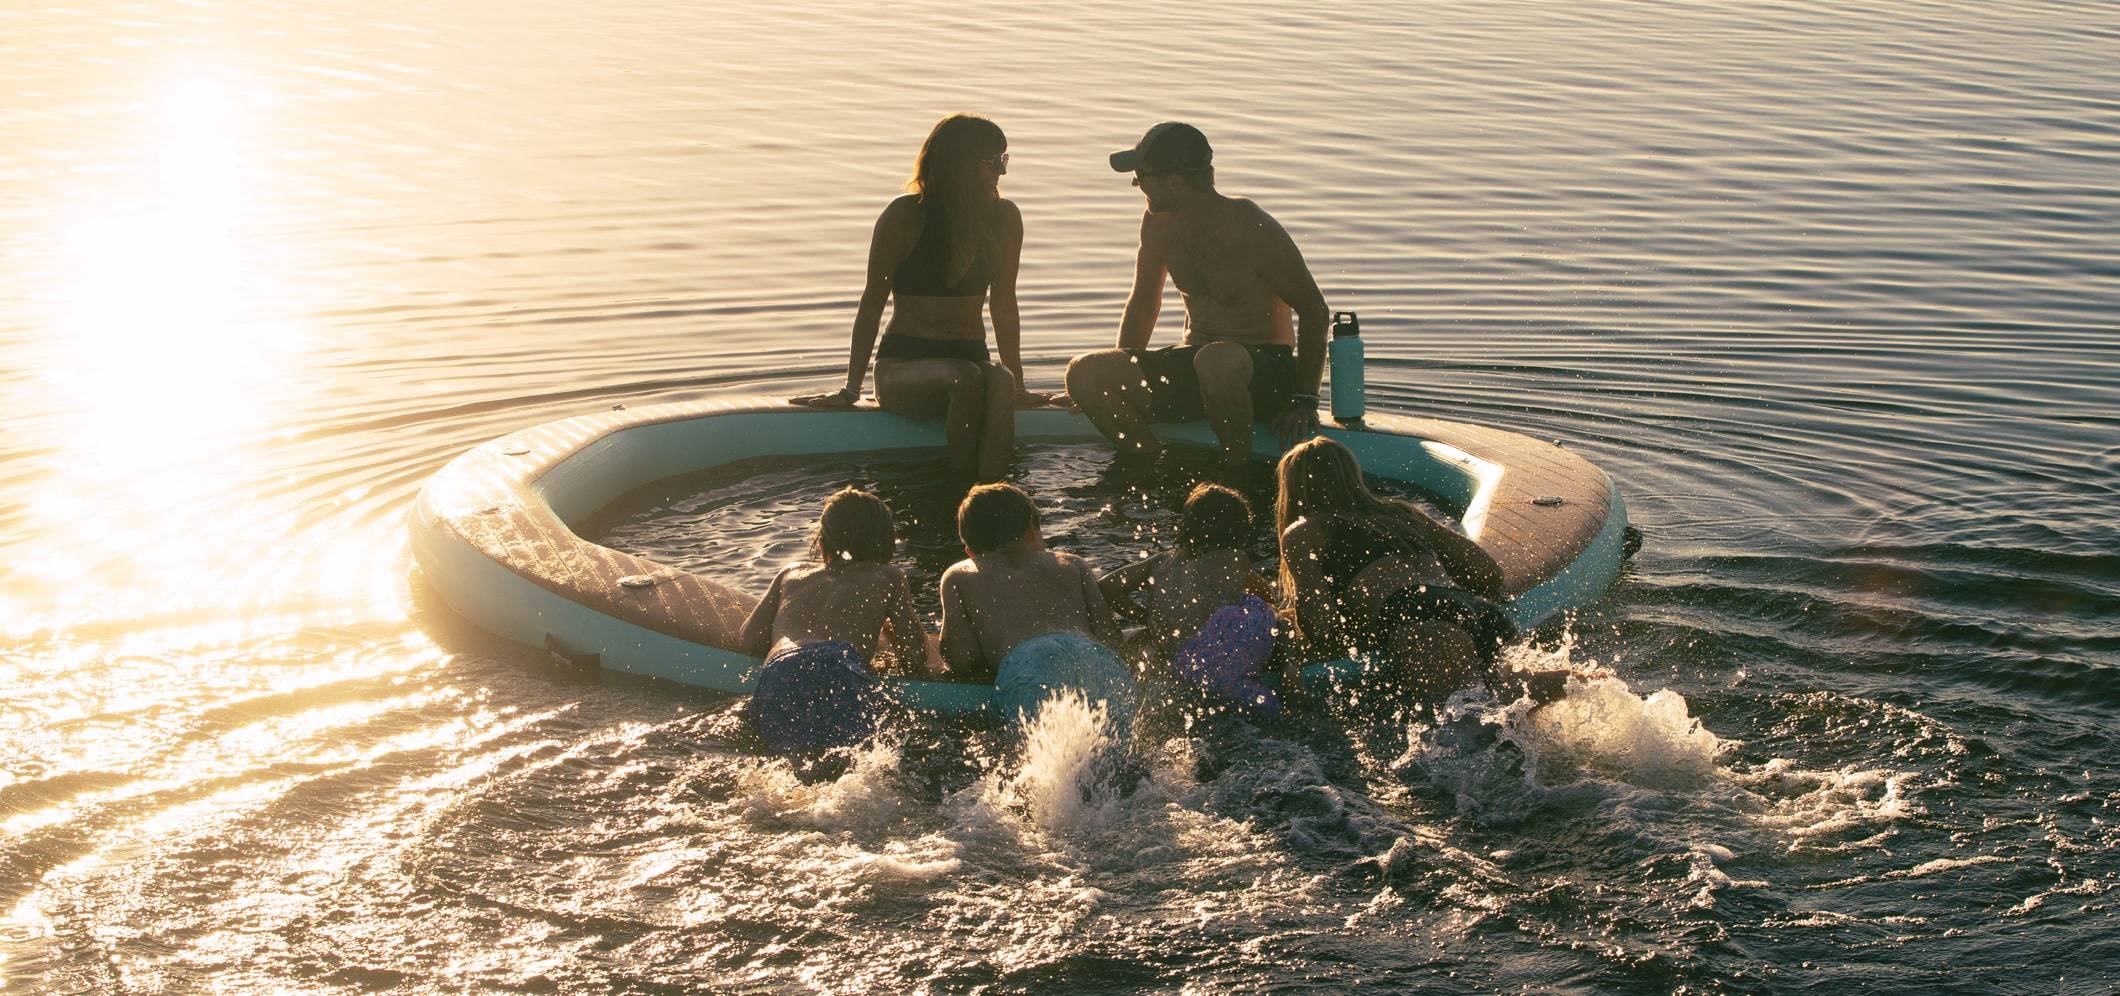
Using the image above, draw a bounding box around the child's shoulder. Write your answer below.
[842,560,910,583]
[868,562,913,588]
[1050,550,1099,577]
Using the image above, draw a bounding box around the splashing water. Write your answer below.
[734,735,914,833]
[992,689,1125,834]
[1399,632,1914,866]
[1513,675,1726,789]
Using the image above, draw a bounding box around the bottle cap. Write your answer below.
[1332,311,1360,336]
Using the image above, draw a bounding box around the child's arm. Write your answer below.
[1280,521,1342,649]
[937,566,982,679]
[1243,565,1278,604]
[1410,508,1506,600]
[736,569,786,657]
[1097,553,1165,626]
[1076,556,1124,648]
[881,568,932,676]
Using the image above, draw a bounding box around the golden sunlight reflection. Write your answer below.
[9,70,393,638]
[2,636,453,836]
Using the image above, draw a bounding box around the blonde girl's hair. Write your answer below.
[1272,436,1421,603]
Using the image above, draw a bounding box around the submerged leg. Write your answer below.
[876,358,989,473]
[974,363,1017,480]
[1066,349,1161,461]
[1385,620,1485,706]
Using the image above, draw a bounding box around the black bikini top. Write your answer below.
[891,202,991,298]
[1315,511,1434,594]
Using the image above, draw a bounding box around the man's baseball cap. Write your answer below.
[1109,122,1213,174]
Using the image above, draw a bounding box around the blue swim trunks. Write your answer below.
[748,640,882,752]
[993,632,1135,730]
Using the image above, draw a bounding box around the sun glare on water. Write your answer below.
[8,71,392,640]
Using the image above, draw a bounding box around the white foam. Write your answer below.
[2006,878,2105,917]
[1512,675,1726,788]
[1733,760,1918,847]
[1401,634,1921,873]
[1004,689,1123,833]
[1683,845,1767,908]
[841,839,966,882]
[735,737,910,833]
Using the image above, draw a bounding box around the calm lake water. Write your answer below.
[3,0,2116,992]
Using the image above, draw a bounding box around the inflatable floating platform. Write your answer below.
[410,398,1629,717]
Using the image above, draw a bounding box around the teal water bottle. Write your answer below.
[1329,311,1364,423]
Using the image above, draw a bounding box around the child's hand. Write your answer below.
[923,632,948,677]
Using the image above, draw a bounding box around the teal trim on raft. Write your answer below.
[410,403,1626,719]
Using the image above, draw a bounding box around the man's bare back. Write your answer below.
[938,547,1118,682]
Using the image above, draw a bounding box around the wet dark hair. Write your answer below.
[910,113,1005,202]
[909,113,1006,287]
[816,487,895,564]
[1178,482,1251,556]
[957,482,1040,555]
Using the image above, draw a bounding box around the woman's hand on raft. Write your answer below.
[789,387,859,408]
[790,387,1063,409]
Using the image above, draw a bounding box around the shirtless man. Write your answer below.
[937,483,1121,683]
[1065,122,1332,465]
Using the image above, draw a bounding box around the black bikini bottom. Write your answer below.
[876,334,989,363]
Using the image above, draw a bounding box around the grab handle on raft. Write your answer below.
[544,633,603,681]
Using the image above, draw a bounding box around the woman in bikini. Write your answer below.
[792,113,1050,480]
[1275,436,1565,708]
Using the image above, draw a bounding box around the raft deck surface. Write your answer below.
[411,397,1623,701]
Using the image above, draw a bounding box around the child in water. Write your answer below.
[1101,483,1283,714]
[937,483,1122,685]
[739,487,931,750]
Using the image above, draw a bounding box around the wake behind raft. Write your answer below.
[409,397,1631,738]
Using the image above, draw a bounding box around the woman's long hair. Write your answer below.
[907,113,1005,288]
[1274,436,1420,605]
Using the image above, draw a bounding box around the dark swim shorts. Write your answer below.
[1123,342,1297,422]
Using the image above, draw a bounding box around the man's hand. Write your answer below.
[789,386,858,408]
[1275,394,1322,448]
[1015,389,1063,409]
